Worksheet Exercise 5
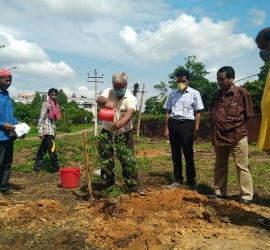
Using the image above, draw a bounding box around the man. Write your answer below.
[163,69,204,191]
[255,27,270,226]
[208,66,254,205]
[0,69,21,194]
[33,88,61,173]
[96,71,145,196]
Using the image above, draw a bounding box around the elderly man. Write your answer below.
[208,66,254,205]
[96,71,145,196]
[255,27,270,227]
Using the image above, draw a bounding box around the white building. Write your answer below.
[14,91,97,117]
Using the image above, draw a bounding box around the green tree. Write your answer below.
[57,89,68,107]
[13,101,32,123]
[241,61,270,112]
[144,96,167,115]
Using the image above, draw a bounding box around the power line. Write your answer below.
[20,0,238,92]
[103,0,233,75]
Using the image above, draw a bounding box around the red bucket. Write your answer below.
[60,167,81,188]
[99,108,115,122]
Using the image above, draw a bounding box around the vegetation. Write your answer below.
[12,89,94,132]
[143,55,270,117]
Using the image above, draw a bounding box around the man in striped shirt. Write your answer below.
[164,70,204,191]
[33,88,61,173]
[208,66,254,205]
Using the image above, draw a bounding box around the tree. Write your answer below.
[144,96,167,115]
[153,81,168,98]
[13,101,33,124]
[241,61,270,112]
[57,89,68,107]
[153,55,218,111]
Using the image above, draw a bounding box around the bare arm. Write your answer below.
[112,107,135,130]
[193,110,201,141]
[96,96,115,109]
[164,110,170,140]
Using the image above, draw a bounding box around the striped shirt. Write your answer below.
[163,86,204,120]
[210,86,254,146]
[37,102,57,136]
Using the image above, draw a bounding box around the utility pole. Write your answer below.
[87,70,103,136]
[136,83,146,137]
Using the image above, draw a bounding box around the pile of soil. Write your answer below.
[1,148,270,250]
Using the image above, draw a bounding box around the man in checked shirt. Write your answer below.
[208,66,254,205]
[33,88,61,173]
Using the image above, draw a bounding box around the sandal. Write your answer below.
[136,190,146,196]
[258,218,270,227]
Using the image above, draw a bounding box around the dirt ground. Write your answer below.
[0,149,270,250]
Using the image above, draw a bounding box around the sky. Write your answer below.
[0,0,269,105]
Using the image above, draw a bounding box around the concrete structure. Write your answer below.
[14,91,96,117]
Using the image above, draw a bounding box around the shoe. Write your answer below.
[258,218,270,227]
[239,199,252,205]
[136,190,146,196]
[208,193,227,199]
[1,188,13,195]
[167,182,181,189]
[189,185,199,192]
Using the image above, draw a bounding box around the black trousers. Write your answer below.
[98,129,139,191]
[34,135,59,172]
[0,140,14,191]
[168,119,196,185]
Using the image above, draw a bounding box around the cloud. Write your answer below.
[249,8,266,26]
[119,14,255,63]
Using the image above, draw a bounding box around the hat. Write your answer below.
[0,69,12,77]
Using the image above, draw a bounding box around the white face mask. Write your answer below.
[259,50,270,62]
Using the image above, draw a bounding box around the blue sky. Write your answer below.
[0,0,269,103]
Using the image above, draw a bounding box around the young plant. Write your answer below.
[88,131,138,198]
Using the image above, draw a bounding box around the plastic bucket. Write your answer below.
[99,108,115,122]
[60,167,81,188]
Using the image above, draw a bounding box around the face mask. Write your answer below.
[177,83,187,92]
[114,88,126,96]
[259,50,270,62]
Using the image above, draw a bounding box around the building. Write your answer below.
[14,91,97,117]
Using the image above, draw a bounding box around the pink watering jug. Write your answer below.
[98,108,115,122]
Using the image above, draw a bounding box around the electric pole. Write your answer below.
[87,70,103,136]
[136,83,146,137]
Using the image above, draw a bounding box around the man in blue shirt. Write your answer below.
[0,69,20,194]
[164,70,204,191]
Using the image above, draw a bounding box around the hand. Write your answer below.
[3,123,15,131]
[105,100,115,109]
[193,130,199,141]
[38,134,44,139]
[112,121,123,130]
[164,128,169,140]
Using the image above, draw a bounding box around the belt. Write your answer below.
[169,118,194,124]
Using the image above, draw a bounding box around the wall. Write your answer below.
[140,115,262,143]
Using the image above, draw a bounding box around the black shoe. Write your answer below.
[208,193,227,199]
[239,199,252,205]
[1,188,13,195]
[189,185,199,192]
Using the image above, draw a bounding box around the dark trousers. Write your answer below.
[168,119,196,185]
[34,135,59,172]
[99,129,139,191]
[0,140,14,191]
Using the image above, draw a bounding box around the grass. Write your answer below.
[25,123,95,138]
[12,130,270,197]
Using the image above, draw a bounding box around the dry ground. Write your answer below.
[0,141,270,250]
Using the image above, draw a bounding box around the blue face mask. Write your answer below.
[260,50,270,62]
[114,88,126,96]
